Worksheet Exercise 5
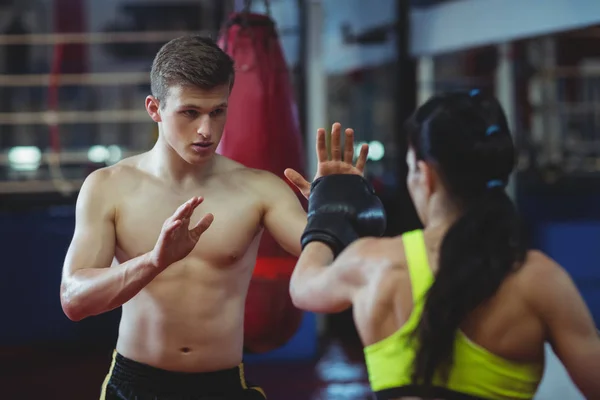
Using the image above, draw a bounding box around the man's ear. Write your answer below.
[145,96,162,123]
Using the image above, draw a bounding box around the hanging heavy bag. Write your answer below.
[217,9,306,353]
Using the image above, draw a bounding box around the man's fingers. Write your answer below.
[190,213,214,238]
[316,128,328,163]
[330,122,342,161]
[355,143,369,172]
[165,219,182,236]
[284,168,310,193]
[186,197,207,219]
[187,196,204,214]
[343,128,355,164]
[173,201,190,219]
[171,197,198,220]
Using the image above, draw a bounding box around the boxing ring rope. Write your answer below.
[3,101,600,126]
[0,30,205,45]
[0,150,137,164]
[0,179,85,194]
[0,110,150,125]
[0,72,150,86]
[0,147,138,195]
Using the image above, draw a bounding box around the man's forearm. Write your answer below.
[61,252,161,321]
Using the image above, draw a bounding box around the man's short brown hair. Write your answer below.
[150,35,235,106]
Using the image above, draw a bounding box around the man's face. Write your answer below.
[146,84,229,165]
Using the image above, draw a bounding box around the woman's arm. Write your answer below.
[289,238,386,313]
[526,252,600,398]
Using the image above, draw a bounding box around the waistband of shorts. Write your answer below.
[375,385,488,400]
[108,351,249,395]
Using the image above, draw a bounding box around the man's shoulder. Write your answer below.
[215,155,281,185]
[82,154,147,192]
[238,168,285,193]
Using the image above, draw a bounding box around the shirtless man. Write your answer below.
[59,35,375,400]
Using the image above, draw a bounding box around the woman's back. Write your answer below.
[357,229,549,398]
[358,228,549,352]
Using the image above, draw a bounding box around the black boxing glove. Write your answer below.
[301,174,387,257]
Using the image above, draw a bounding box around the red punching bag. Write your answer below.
[217,11,306,353]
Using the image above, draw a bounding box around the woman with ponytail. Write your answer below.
[289,91,600,399]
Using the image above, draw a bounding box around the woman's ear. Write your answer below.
[418,160,435,198]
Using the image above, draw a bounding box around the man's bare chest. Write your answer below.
[114,191,264,265]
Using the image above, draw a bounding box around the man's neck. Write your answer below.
[147,139,217,187]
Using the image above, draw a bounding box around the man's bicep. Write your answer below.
[63,170,117,278]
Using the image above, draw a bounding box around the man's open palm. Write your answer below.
[285,122,369,199]
[151,197,214,269]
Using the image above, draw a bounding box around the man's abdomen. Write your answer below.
[115,278,246,373]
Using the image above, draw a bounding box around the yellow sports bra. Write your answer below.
[363,230,543,400]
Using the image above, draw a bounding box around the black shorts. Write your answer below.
[375,385,487,400]
[99,351,266,400]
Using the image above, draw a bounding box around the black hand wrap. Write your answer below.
[301,174,387,257]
